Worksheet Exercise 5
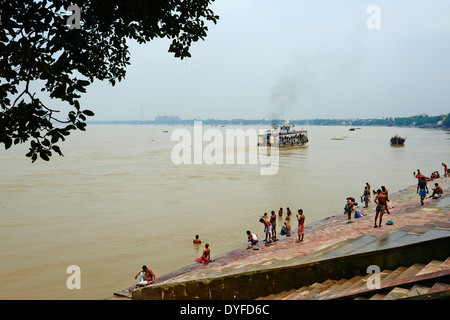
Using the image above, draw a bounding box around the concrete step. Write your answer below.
[396,263,426,280]
[316,279,351,299]
[274,289,297,300]
[384,233,421,247]
[289,282,322,300]
[427,282,450,294]
[256,254,450,301]
[284,285,312,300]
[300,238,362,262]
[441,256,450,269]
[348,231,408,254]
[369,293,386,300]
[305,279,338,299]
[320,269,392,300]
[415,229,450,242]
[343,274,371,292]
[323,235,379,259]
[301,283,331,300]
[381,266,408,283]
[404,284,431,298]
[283,286,308,300]
[329,276,364,294]
[383,287,410,300]
[415,260,445,276]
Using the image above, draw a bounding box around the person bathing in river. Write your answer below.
[278,207,283,217]
[286,207,292,217]
[193,234,202,244]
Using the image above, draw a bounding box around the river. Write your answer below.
[0,124,449,299]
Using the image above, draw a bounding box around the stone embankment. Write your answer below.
[112,177,449,300]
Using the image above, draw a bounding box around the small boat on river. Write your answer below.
[390,135,406,145]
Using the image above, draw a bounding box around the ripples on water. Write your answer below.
[0,125,449,299]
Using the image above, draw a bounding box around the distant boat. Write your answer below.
[390,135,406,145]
[258,121,308,148]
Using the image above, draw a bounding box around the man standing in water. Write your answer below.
[296,209,305,242]
[417,177,429,205]
[193,235,202,244]
[278,207,283,217]
[374,189,388,228]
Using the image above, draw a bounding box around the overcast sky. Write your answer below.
[80,0,450,121]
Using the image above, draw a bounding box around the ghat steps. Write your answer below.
[256,257,450,300]
[254,227,450,300]
[129,227,450,300]
[117,187,449,300]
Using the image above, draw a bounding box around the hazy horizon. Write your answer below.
[37,1,450,122]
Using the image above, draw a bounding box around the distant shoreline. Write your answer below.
[86,113,449,129]
[86,119,450,131]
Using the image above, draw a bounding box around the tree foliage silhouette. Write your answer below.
[0,0,218,161]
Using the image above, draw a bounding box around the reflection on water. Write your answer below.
[0,125,449,299]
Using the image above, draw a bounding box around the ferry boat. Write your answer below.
[258,121,308,148]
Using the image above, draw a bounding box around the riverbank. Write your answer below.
[113,176,449,299]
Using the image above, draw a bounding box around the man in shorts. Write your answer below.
[374,189,388,228]
[259,218,272,243]
[417,176,429,205]
[270,210,277,242]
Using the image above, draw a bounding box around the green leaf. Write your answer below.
[82,109,95,116]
